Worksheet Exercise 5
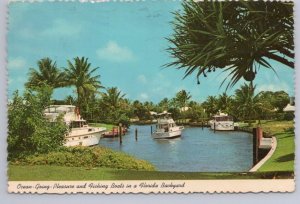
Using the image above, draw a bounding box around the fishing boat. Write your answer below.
[152,111,184,139]
[209,113,234,131]
[44,105,106,147]
[102,126,128,138]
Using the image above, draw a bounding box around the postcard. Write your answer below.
[7,0,295,193]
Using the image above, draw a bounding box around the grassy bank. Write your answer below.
[237,120,294,172]
[89,123,115,131]
[8,165,293,181]
[257,120,294,172]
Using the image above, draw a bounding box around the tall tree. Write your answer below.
[101,87,125,110]
[175,90,192,109]
[272,91,290,112]
[157,98,170,112]
[26,58,65,90]
[166,1,294,88]
[233,83,269,121]
[202,96,219,117]
[132,100,150,120]
[217,93,233,114]
[64,57,103,112]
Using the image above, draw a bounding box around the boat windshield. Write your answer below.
[214,116,233,121]
[70,121,87,128]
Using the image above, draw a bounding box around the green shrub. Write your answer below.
[8,87,68,160]
[12,146,156,171]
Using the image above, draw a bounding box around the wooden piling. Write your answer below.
[119,123,122,145]
[252,128,258,166]
[201,121,204,130]
[150,125,152,134]
[214,122,216,133]
[256,127,263,147]
[135,128,138,141]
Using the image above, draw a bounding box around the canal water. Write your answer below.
[98,125,253,172]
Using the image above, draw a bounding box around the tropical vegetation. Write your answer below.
[166,1,294,88]
[8,54,292,161]
[7,86,67,160]
[11,146,155,171]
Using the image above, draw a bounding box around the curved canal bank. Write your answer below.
[249,136,277,172]
[99,125,253,172]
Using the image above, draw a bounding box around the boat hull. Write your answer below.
[64,128,105,147]
[210,122,234,131]
[152,129,182,139]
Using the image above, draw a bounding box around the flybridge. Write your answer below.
[44,105,81,124]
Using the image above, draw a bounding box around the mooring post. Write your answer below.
[201,121,204,130]
[214,122,216,133]
[150,125,152,134]
[252,128,258,166]
[119,123,122,145]
[257,127,263,147]
[134,128,137,141]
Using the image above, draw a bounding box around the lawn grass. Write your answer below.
[235,120,294,171]
[89,123,115,131]
[257,120,295,172]
[8,165,293,181]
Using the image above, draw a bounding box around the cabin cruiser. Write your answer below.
[152,111,184,139]
[44,105,106,147]
[209,113,234,131]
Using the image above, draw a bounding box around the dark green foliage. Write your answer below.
[12,146,156,171]
[167,1,294,88]
[25,58,66,89]
[271,91,290,112]
[202,96,219,117]
[64,57,103,115]
[97,87,131,125]
[7,87,68,160]
[283,112,294,121]
[132,100,151,121]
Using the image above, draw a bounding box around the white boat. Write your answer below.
[209,113,234,131]
[44,105,106,147]
[152,111,184,139]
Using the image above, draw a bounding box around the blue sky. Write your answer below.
[7,1,295,103]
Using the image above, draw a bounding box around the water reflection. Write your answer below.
[99,125,253,172]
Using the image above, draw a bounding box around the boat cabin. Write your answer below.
[212,115,233,122]
[69,120,88,128]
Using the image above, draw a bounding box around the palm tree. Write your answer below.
[217,93,233,114]
[166,1,294,88]
[64,57,103,112]
[26,58,65,90]
[101,87,125,110]
[158,97,170,112]
[233,83,268,121]
[64,95,76,105]
[175,90,191,122]
[202,96,219,117]
[175,90,191,109]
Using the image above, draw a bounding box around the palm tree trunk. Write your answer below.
[77,88,81,111]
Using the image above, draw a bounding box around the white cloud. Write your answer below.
[257,82,291,93]
[41,19,82,37]
[96,41,135,62]
[8,57,27,70]
[139,93,149,100]
[137,74,147,84]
